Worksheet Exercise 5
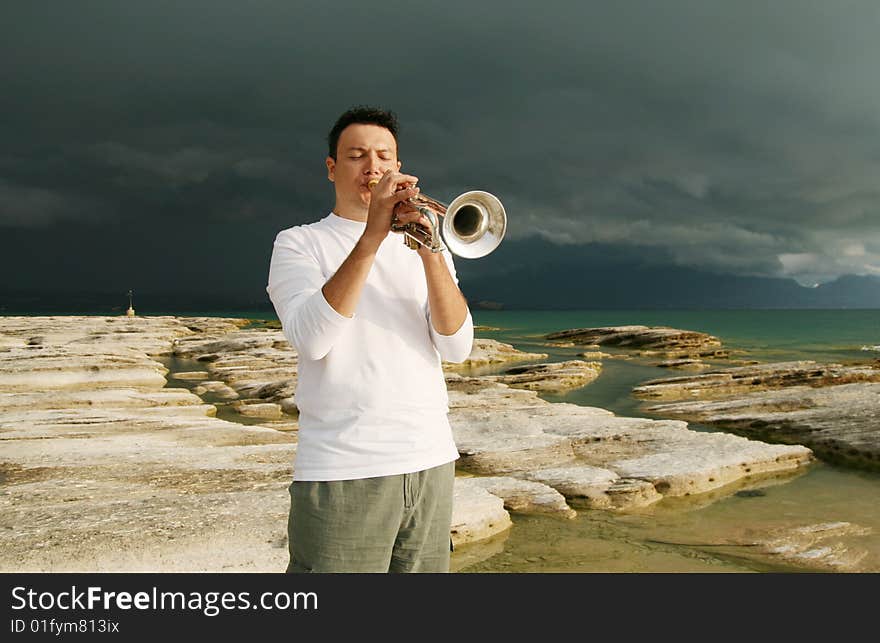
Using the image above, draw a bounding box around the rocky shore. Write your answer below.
[2,316,857,572]
[633,360,880,471]
[545,325,728,357]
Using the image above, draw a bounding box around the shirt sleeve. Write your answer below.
[426,247,475,364]
[266,228,353,361]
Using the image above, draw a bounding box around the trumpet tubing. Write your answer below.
[367,179,506,258]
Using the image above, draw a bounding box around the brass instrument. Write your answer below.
[368,179,506,258]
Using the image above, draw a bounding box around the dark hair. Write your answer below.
[327,106,399,160]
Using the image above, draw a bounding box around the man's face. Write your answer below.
[326,123,401,210]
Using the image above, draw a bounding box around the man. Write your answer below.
[266,106,474,573]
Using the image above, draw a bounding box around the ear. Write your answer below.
[396,160,402,171]
[326,157,336,182]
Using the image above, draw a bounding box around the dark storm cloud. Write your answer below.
[2,0,879,291]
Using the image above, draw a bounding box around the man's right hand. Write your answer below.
[361,169,420,248]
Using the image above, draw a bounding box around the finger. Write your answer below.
[389,173,419,189]
[395,211,429,227]
[375,170,417,194]
[391,185,420,203]
[394,172,418,183]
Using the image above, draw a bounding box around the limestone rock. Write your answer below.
[0,387,205,411]
[462,476,577,518]
[443,338,547,370]
[0,315,296,572]
[171,328,298,411]
[604,478,665,510]
[545,325,724,359]
[640,377,880,471]
[0,345,169,392]
[449,389,813,500]
[578,351,615,360]
[172,331,285,357]
[172,371,211,381]
[758,522,872,571]
[633,360,880,401]
[486,360,602,392]
[446,376,544,408]
[194,381,240,400]
[520,463,618,495]
[611,438,812,496]
[451,479,513,546]
[279,398,298,415]
[651,521,873,572]
[0,315,244,357]
[657,358,710,370]
[231,401,284,419]
[452,406,578,475]
[0,315,826,572]
[518,465,662,510]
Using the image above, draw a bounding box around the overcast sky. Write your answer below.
[2,0,879,299]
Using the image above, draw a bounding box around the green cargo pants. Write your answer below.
[285,460,455,573]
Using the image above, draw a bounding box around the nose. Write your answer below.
[364,152,383,176]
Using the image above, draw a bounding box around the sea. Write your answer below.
[10,308,880,572]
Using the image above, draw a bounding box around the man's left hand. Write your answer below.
[392,205,444,259]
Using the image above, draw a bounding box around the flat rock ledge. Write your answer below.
[0,316,300,572]
[0,316,577,572]
[171,327,299,425]
[443,338,547,371]
[479,360,602,393]
[634,361,880,471]
[634,360,880,401]
[450,481,513,547]
[0,316,822,571]
[650,520,872,572]
[447,377,813,511]
[657,358,712,370]
[545,325,729,360]
[459,476,577,519]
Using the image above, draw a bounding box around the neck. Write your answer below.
[332,199,369,222]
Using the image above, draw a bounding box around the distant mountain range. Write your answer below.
[461,264,880,310]
[455,237,880,310]
[3,237,879,313]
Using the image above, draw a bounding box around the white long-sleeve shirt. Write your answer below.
[266,211,473,481]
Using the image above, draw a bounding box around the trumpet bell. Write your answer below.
[443,190,506,259]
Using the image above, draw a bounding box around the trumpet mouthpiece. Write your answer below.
[368,179,379,189]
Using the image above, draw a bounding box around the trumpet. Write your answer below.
[368,179,506,258]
